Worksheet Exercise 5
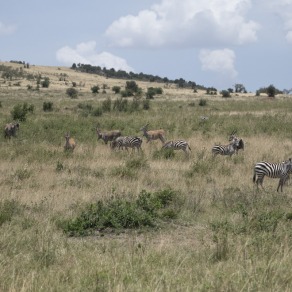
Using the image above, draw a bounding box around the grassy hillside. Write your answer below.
[1,62,292,291]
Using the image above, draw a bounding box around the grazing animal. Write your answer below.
[140,123,166,144]
[253,158,292,192]
[64,132,76,151]
[111,136,142,152]
[229,131,244,154]
[96,128,121,145]
[162,140,191,157]
[212,138,239,157]
[4,122,19,139]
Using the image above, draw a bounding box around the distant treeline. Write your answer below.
[71,63,207,90]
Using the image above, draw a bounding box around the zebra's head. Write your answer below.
[284,158,292,172]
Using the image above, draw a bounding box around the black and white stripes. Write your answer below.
[111,136,143,152]
[253,159,292,192]
[212,138,239,157]
[162,140,191,157]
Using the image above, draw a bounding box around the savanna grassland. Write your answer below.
[1,62,292,291]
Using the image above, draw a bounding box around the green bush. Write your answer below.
[11,102,34,121]
[113,98,128,112]
[199,99,207,106]
[41,77,50,88]
[66,87,78,98]
[112,86,121,94]
[43,101,53,112]
[102,97,111,112]
[91,85,100,94]
[58,189,179,236]
[221,90,231,98]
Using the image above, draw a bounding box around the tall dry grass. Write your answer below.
[1,66,292,291]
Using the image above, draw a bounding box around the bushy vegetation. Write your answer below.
[11,102,34,121]
[59,189,179,236]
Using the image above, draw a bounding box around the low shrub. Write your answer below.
[58,189,180,236]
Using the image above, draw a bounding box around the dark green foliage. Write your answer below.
[41,77,50,88]
[266,84,276,97]
[91,107,103,117]
[125,81,139,93]
[120,89,134,97]
[91,85,99,94]
[66,87,78,98]
[59,189,180,236]
[112,86,121,94]
[11,102,34,121]
[43,101,53,112]
[146,87,163,99]
[102,97,111,112]
[142,99,150,110]
[221,90,231,98]
[113,98,128,112]
[199,99,207,106]
[0,200,23,226]
[153,148,175,160]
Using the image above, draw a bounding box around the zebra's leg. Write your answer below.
[277,178,283,192]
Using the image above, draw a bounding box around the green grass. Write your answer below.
[1,87,292,291]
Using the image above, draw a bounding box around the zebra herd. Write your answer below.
[3,121,292,192]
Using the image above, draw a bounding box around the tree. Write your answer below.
[266,84,276,97]
[221,90,231,98]
[234,83,246,93]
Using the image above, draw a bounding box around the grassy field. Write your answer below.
[1,62,292,291]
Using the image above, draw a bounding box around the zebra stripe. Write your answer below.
[162,140,191,156]
[229,134,244,153]
[253,159,292,192]
[111,136,142,152]
[212,139,239,157]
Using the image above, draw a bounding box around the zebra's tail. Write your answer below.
[188,144,191,151]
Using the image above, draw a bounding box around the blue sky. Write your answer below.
[1,0,292,92]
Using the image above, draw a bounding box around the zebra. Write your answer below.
[161,140,191,157]
[229,132,244,154]
[212,138,239,157]
[111,136,143,152]
[253,158,292,192]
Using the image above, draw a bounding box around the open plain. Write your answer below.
[1,62,292,291]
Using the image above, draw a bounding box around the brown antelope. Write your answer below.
[64,132,76,151]
[140,123,166,144]
[4,122,19,139]
[96,128,121,144]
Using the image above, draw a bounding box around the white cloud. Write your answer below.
[199,48,238,79]
[56,41,134,72]
[105,0,260,48]
[264,0,292,44]
[0,21,16,36]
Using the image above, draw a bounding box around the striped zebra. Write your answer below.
[212,138,239,157]
[229,132,244,154]
[253,158,292,192]
[162,140,191,157]
[110,136,143,152]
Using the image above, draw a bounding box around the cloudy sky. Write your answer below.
[1,0,292,92]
